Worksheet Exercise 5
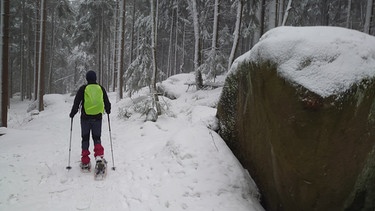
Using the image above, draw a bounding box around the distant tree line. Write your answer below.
[1,0,374,127]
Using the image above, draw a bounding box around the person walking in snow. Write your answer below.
[69,70,111,171]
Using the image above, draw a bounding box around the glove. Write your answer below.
[69,112,75,118]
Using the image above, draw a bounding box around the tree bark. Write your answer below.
[320,0,329,25]
[38,0,47,112]
[117,0,126,101]
[212,0,219,64]
[228,0,243,71]
[364,0,374,34]
[151,0,158,93]
[190,0,203,89]
[1,0,10,127]
[20,0,25,100]
[346,0,352,28]
[48,3,56,94]
[282,0,292,26]
[112,1,120,92]
[180,21,185,74]
[174,1,179,75]
[259,0,266,36]
[27,15,33,100]
[278,0,284,26]
[34,1,40,101]
[268,0,277,29]
[167,5,174,78]
[151,0,161,115]
[130,0,135,65]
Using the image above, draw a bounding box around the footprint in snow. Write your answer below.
[7,194,19,204]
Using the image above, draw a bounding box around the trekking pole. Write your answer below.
[108,114,116,170]
[66,117,73,170]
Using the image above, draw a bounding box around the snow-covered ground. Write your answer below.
[0,73,264,211]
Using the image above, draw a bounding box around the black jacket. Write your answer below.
[70,82,111,119]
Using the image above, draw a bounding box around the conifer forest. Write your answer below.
[1,0,374,127]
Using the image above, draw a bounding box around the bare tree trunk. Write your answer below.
[278,0,284,26]
[48,4,56,94]
[136,27,140,58]
[320,0,329,25]
[346,0,352,28]
[129,0,135,64]
[190,0,203,89]
[107,36,111,91]
[34,1,40,101]
[38,0,47,112]
[117,0,126,101]
[253,1,261,45]
[25,7,33,100]
[112,1,120,92]
[259,0,266,36]
[167,4,174,78]
[150,0,161,116]
[211,0,219,72]
[364,0,374,34]
[20,0,25,100]
[97,13,102,84]
[1,0,10,127]
[151,0,158,93]
[228,0,243,71]
[174,1,179,75]
[180,21,185,73]
[27,16,33,100]
[282,0,292,26]
[100,11,104,84]
[268,0,277,29]
[206,0,220,80]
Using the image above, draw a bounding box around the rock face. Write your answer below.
[216,27,375,211]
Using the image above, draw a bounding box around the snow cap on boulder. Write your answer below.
[231,26,375,98]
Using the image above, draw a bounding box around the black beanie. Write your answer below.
[86,70,97,82]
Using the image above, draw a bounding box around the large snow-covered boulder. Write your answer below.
[217,26,375,210]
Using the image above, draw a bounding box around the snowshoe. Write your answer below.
[80,162,91,173]
[94,157,107,180]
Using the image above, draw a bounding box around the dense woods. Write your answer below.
[1,0,375,127]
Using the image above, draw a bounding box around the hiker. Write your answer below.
[69,70,111,170]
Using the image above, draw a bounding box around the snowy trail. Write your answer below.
[0,75,263,211]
